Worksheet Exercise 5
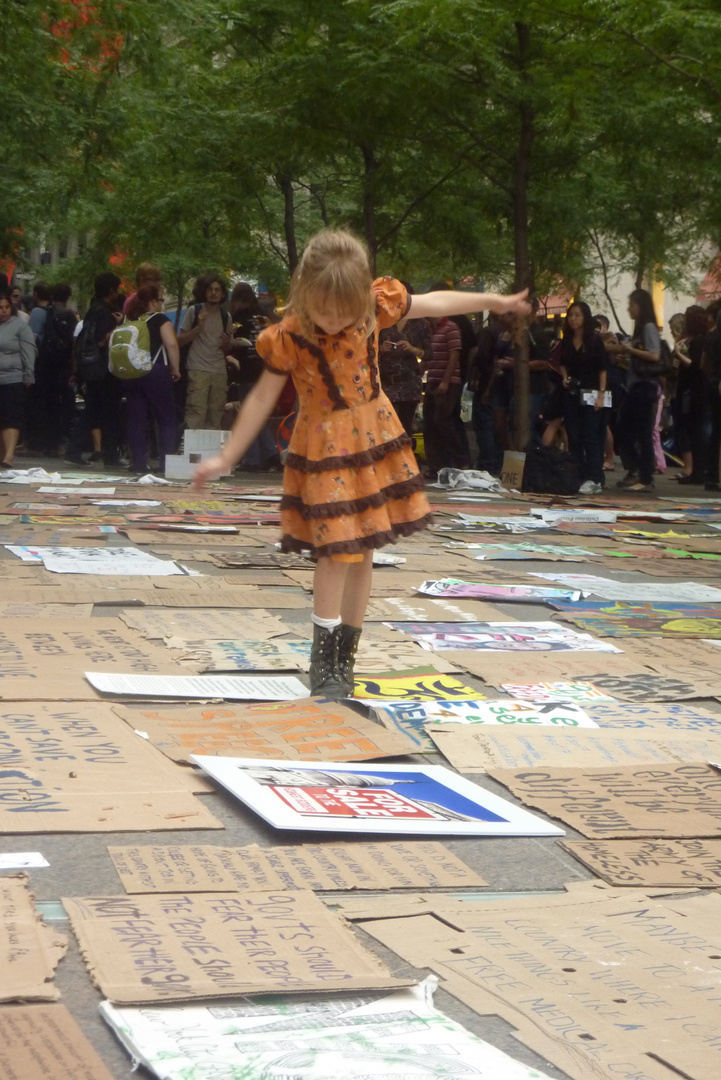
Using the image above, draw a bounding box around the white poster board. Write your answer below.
[190,757,564,837]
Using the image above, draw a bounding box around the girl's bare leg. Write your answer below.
[2,428,19,465]
[340,550,374,627]
[312,556,349,619]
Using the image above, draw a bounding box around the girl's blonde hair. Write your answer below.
[288,229,375,337]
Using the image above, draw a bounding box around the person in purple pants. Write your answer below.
[124,284,181,474]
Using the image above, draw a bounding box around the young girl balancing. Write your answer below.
[194,230,530,697]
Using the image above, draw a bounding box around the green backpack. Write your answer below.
[108,313,160,379]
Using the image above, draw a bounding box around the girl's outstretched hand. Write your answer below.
[498,289,531,316]
[192,455,227,492]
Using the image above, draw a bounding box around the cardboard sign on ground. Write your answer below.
[365,596,506,622]
[123,529,260,546]
[490,762,721,837]
[353,669,484,701]
[99,980,551,1080]
[0,618,194,699]
[147,587,310,608]
[0,701,222,832]
[114,698,415,763]
[63,890,407,1003]
[560,838,721,887]
[0,876,67,1001]
[552,599,721,637]
[211,551,312,569]
[171,637,459,675]
[108,841,487,893]
[0,1004,116,1080]
[0,602,93,618]
[441,646,651,686]
[120,607,291,640]
[498,681,617,703]
[351,889,721,1080]
[430,724,721,772]
[585,700,721,732]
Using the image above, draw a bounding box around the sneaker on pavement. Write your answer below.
[579,480,603,495]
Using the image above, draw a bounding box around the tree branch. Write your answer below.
[376,163,465,250]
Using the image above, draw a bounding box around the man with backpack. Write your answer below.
[65,272,123,467]
[178,275,232,430]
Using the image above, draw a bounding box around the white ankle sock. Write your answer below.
[312,613,341,631]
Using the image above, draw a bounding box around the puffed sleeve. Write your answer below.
[255,320,298,374]
[373,277,411,330]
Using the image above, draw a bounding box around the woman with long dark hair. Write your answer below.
[673,304,711,484]
[608,289,662,493]
[559,301,608,494]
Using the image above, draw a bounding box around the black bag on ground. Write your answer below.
[521,439,580,495]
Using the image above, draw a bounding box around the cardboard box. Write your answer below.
[183,429,229,453]
[164,451,232,481]
[500,450,525,490]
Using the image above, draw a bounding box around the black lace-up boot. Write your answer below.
[337,624,362,696]
[309,623,347,698]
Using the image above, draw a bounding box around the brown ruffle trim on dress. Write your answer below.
[285,432,412,473]
[280,473,425,520]
[288,331,349,412]
[279,512,434,559]
[264,360,290,376]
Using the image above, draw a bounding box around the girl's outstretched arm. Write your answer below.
[408,288,530,320]
[193,368,288,490]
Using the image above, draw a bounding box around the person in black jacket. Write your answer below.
[559,301,608,494]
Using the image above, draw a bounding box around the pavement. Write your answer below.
[0,452,717,1080]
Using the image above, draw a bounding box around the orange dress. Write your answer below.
[255,278,431,558]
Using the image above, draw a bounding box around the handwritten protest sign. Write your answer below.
[114,698,415,762]
[552,599,721,637]
[0,876,67,1001]
[386,621,620,652]
[120,607,291,640]
[421,699,595,726]
[0,618,194,699]
[585,701,721,732]
[354,670,484,701]
[365,596,504,622]
[0,1005,116,1080]
[63,890,408,1003]
[174,638,312,671]
[491,762,721,837]
[351,889,721,1080]
[560,838,721,887]
[533,572,721,602]
[499,681,617,703]
[0,702,222,832]
[418,578,582,601]
[430,725,721,772]
[108,841,486,893]
[6,545,184,575]
[0,602,93,618]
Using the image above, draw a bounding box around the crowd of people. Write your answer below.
[380,287,721,495]
[0,261,720,492]
[0,265,291,474]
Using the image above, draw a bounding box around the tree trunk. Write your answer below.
[361,144,377,273]
[277,174,298,274]
[512,21,535,450]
